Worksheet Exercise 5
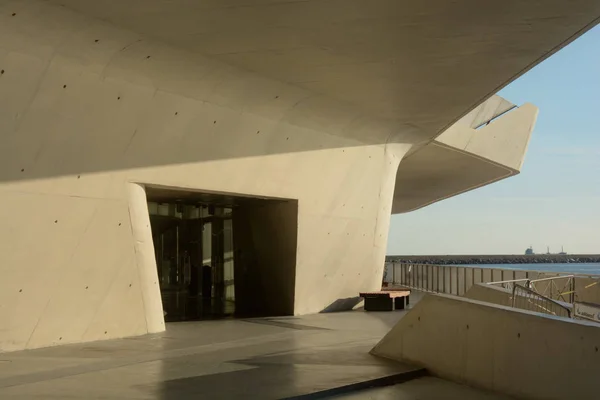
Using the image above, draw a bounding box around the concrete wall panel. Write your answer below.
[482,268,493,283]
[457,268,465,296]
[0,1,409,351]
[2,0,599,351]
[473,268,483,285]
[491,269,502,282]
[514,270,527,281]
[464,268,474,294]
[432,266,439,292]
[463,284,513,307]
[372,294,600,400]
[444,268,453,295]
[575,278,600,304]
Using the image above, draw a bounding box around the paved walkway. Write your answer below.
[0,310,415,399]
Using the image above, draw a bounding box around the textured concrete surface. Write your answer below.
[330,376,513,399]
[1,0,599,351]
[463,283,514,307]
[0,311,418,399]
[372,294,600,400]
[0,0,409,351]
[36,0,600,134]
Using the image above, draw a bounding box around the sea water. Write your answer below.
[472,263,600,276]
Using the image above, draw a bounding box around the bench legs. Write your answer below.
[363,294,410,312]
[394,297,405,310]
[364,297,394,311]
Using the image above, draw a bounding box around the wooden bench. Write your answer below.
[359,290,410,311]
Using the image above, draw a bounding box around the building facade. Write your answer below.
[1,0,599,352]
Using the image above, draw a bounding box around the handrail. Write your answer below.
[487,274,576,304]
[511,283,571,318]
[385,262,595,307]
[530,275,575,283]
[485,278,530,285]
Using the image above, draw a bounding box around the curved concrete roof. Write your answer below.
[41,0,600,144]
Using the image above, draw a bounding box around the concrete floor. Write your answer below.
[0,309,417,399]
[0,292,512,399]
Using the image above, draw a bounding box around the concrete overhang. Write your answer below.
[37,0,600,145]
[392,96,538,214]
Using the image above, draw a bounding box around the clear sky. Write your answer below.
[387,25,600,256]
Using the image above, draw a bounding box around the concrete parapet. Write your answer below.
[372,294,600,400]
[462,283,513,307]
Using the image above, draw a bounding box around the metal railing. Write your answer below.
[385,262,592,303]
[384,262,537,297]
[385,262,573,318]
[486,275,576,304]
[511,283,571,318]
[530,275,575,303]
[483,277,528,293]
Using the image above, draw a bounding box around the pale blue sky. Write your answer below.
[388,25,600,255]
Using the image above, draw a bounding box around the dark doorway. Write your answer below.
[145,186,297,322]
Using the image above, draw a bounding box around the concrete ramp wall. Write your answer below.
[371,294,600,400]
[462,283,513,307]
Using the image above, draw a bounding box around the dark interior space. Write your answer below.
[145,186,298,322]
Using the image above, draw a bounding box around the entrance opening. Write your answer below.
[145,186,298,322]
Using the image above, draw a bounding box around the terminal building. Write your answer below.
[1,0,599,361]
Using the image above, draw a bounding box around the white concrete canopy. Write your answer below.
[7,0,600,147]
[393,99,538,213]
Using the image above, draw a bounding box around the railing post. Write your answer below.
[401,263,405,286]
[415,264,418,289]
[414,264,417,289]
[429,265,433,292]
[443,266,446,294]
[456,268,459,295]
[392,262,396,285]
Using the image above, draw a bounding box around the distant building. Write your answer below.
[559,246,567,255]
[525,247,534,255]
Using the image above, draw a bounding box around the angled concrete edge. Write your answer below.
[371,294,600,400]
[281,368,428,400]
[393,99,538,214]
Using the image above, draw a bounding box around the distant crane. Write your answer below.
[559,246,567,255]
